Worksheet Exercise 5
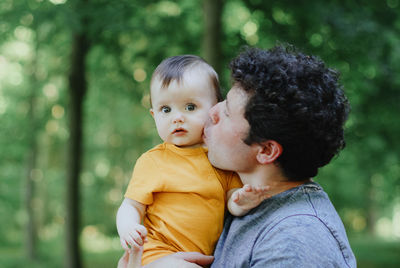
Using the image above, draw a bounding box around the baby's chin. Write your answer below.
[175,142,204,149]
[172,139,204,148]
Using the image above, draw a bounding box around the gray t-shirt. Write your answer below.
[212,182,356,268]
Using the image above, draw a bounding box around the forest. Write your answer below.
[1,0,399,267]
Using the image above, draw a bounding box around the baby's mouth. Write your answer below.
[172,128,187,134]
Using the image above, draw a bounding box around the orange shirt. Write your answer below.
[125,143,242,265]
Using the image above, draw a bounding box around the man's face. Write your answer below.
[204,85,257,172]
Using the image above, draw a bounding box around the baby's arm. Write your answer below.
[116,198,147,252]
[227,184,271,216]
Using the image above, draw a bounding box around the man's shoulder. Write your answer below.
[258,184,348,242]
[249,187,356,267]
[253,214,356,267]
[215,184,356,267]
[226,185,327,237]
[267,182,340,222]
[260,213,337,239]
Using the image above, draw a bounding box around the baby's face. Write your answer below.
[150,68,218,148]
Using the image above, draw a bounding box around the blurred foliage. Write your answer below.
[0,0,399,267]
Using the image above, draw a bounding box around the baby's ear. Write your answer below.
[149,109,154,118]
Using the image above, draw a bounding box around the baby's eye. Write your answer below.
[161,106,171,113]
[185,103,196,111]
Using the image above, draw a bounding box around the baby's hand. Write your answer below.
[232,184,271,211]
[118,222,148,252]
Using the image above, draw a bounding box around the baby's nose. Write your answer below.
[173,113,184,123]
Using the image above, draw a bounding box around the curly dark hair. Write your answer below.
[230,45,350,181]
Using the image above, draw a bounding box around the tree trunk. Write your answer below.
[25,150,37,260]
[366,182,377,235]
[65,32,89,268]
[202,0,224,75]
[24,42,40,261]
[25,97,38,261]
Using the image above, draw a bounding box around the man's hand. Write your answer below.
[117,251,214,268]
[146,252,214,268]
[117,248,142,268]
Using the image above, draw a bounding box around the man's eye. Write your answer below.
[185,104,196,111]
[161,106,171,113]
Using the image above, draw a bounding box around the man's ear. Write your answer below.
[150,109,154,118]
[256,140,282,165]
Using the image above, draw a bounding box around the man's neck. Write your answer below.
[238,165,311,196]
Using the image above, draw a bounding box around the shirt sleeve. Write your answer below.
[251,215,351,267]
[227,172,243,190]
[214,169,243,192]
[124,152,163,205]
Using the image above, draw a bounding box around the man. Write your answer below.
[204,46,356,267]
[120,45,356,267]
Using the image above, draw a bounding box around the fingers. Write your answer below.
[118,249,143,268]
[127,247,143,268]
[244,184,270,194]
[243,184,252,192]
[130,232,144,246]
[262,185,271,191]
[145,254,205,268]
[127,233,145,251]
[137,226,148,242]
[121,238,131,252]
[235,185,271,202]
[259,186,271,199]
[257,185,270,192]
[137,225,148,237]
[117,251,130,268]
[232,191,240,202]
[120,233,147,252]
[174,252,215,266]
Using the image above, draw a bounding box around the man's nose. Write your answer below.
[173,112,184,123]
[209,104,219,124]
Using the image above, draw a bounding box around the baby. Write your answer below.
[116,55,269,266]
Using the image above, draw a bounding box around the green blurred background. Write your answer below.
[1,0,399,267]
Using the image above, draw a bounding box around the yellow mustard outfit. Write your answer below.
[124,142,242,265]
